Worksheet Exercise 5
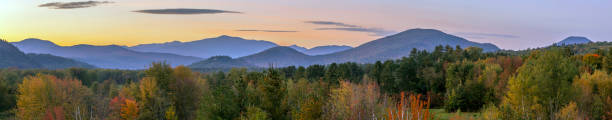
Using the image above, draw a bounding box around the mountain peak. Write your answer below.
[556,36,592,45]
[215,35,241,39]
[17,38,58,46]
[239,46,311,67]
[397,28,445,35]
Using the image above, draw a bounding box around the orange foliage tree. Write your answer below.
[121,99,139,120]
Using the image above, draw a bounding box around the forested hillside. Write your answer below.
[2,43,611,119]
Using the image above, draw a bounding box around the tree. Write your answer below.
[603,48,612,72]
[137,77,166,119]
[395,57,422,93]
[306,64,325,81]
[172,66,200,120]
[502,49,579,119]
[0,79,15,115]
[444,60,494,112]
[121,99,139,120]
[260,68,287,120]
[324,63,340,85]
[380,60,398,93]
[555,102,582,120]
[240,106,268,120]
[572,70,612,119]
[583,53,602,69]
[16,74,91,120]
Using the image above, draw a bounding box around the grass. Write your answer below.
[429,109,481,120]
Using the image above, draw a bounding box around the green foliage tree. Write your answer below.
[260,68,288,120]
[502,49,579,119]
[172,66,201,120]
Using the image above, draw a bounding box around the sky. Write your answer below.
[1,0,611,50]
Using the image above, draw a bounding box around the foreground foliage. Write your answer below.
[0,44,611,119]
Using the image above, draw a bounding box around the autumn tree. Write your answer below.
[16,74,91,120]
[121,99,139,120]
[171,66,200,119]
[502,49,579,119]
[572,70,612,119]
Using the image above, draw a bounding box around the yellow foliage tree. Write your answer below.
[16,74,90,120]
[555,102,582,120]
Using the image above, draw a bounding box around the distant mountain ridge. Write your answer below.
[1,40,94,69]
[288,45,353,55]
[12,39,201,69]
[555,36,592,45]
[129,35,353,58]
[128,35,279,58]
[303,45,353,55]
[231,28,501,67]
[315,29,499,64]
[238,46,313,67]
[189,56,255,69]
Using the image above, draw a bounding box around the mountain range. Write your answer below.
[12,39,202,69]
[128,35,278,58]
[16,28,597,70]
[1,40,94,69]
[128,35,354,58]
[227,29,501,68]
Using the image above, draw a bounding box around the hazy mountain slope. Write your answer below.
[128,35,279,58]
[314,28,500,63]
[555,36,592,45]
[27,54,96,69]
[288,45,353,55]
[189,56,255,69]
[288,45,307,52]
[12,39,202,69]
[238,46,313,67]
[1,40,95,69]
[304,45,352,55]
[0,40,41,68]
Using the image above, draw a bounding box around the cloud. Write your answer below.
[455,32,519,39]
[306,20,394,36]
[236,29,298,32]
[304,21,359,27]
[39,1,113,9]
[133,8,241,15]
[316,27,394,36]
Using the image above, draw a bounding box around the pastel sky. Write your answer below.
[1,0,611,50]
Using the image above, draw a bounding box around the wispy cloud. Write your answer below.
[133,8,241,15]
[304,21,359,27]
[305,20,394,36]
[455,32,519,39]
[236,29,298,33]
[316,28,393,36]
[39,1,113,9]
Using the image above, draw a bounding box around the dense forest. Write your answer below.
[1,43,612,120]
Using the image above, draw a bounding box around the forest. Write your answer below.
[1,43,612,120]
